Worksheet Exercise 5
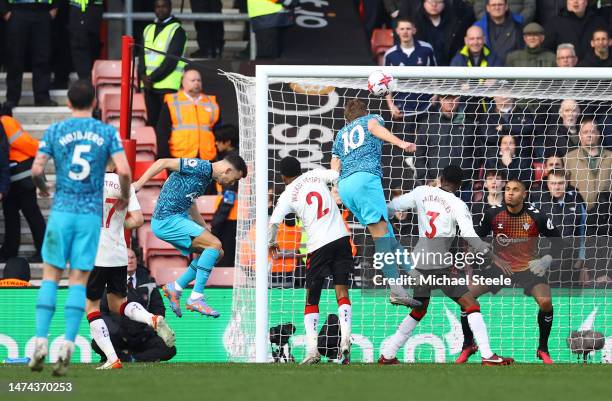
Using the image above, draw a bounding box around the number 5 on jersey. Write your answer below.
[69,144,91,181]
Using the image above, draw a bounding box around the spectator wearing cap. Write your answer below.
[472,0,535,23]
[577,28,612,67]
[543,0,608,60]
[505,22,556,66]
[0,257,31,287]
[473,0,524,64]
[555,43,578,67]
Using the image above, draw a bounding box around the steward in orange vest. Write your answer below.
[155,68,220,160]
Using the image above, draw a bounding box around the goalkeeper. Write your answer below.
[331,99,420,307]
[456,178,564,365]
[269,157,354,364]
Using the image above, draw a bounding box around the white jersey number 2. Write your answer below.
[306,191,329,220]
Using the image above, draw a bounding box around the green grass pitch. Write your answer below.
[1,363,610,401]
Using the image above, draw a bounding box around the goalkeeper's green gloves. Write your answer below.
[528,255,553,277]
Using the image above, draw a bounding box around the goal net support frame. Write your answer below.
[247,65,612,363]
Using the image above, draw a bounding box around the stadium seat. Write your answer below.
[132,126,157,156]
[196,195,219,221]
[91,59,137,88]
[148,257,188,285]
[145,231,182,261]
[206,267,235,287]
[101,92,147,126]
[371,28,394,65]
[136,186,160,220]
[133,161,167,186]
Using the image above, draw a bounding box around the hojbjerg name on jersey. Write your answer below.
[59,131,106,147]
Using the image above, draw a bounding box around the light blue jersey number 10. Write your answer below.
[341,124,365,155]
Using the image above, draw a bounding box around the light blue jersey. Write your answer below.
[39,117,124,216]
[332,114,384,180]
[153,158,213,220]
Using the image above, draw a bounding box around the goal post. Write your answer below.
[225,66,612,364]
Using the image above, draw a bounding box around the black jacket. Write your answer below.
[537,120,580,159]
[410,0,475,66]
[476,103,536,158]
[137,16,187,92]
[543,7,608,59]
[577,49,612,67]
[414,106,477,181]
[0,122,10,195]
[530,187,586,238]
[100,267,166,345]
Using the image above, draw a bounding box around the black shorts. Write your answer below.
[478,265,548,296]
[412,267,471,299]
[306,236,353,288]
[86,266,128,300]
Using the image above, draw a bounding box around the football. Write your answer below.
[367,70,396,96]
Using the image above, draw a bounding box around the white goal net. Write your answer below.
[224,66,612,364]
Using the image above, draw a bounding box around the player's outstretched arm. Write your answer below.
[268,192,292,253]
[455,202,490,255]
[124,209,144,229]
[387,191,416,217]
[367,118,416,152]
[330,156,341,173]
[31,152,50,197]
[112,151,132,210]
[133,158,180,191]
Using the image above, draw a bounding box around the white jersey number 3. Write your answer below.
[342,125,365,154]
[69,144,91,181]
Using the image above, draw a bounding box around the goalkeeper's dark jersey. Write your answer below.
[475,203,561,272]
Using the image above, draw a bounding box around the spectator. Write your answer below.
[543,0,608,60]
[211,125,239,267]
[555,43,578,67]
[91,249,177,363]
[531,169,587,286]
[0,256,30,287]
[247,0,295,59]
[473,0,535,22]
[474,0,524,64]
[470,169,506,224]
[529,154,565,195]
[51,0,71,89]
[564,117,612,234]
[477,96,535,157]
[538,99,581,158]
[450,25,502,66]
[505,22,556,67]
[68,0,103,80]
[535,0,564,28]
[414,93,477,182]
[138,0,187,128]
[384,17,435,121]
[577,28,612,67]
[0,0,58,108]
[483,134,533,184]
[0,109,45,263]
[190,0,224,59]
[412,0,475,66]
[156,68,220,160]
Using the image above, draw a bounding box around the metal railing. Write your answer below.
[103,0,254,60]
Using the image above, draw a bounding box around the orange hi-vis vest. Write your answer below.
[164,91,220,160]
[1,116,38,162]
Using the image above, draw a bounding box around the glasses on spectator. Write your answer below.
[557,56,577,60]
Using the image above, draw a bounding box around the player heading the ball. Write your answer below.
[133,154,247,318]
[269,157,354,364]
[331,98,420,307]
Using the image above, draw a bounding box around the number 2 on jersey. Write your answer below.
[425,211,440,239]
[306,191,329,219]
[104,198,118,228]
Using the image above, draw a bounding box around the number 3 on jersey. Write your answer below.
[425,211,440,239]
[69,144,91,181]
[341,125,365,154]
[306,191,329,220]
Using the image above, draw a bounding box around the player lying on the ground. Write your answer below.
[268,157,354,365]
[133,154,247,317]
[456,178,564,365]
[86,162,175,370]
[379,166,514,366]
[331,98,420,307]
[29,80,131,376]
